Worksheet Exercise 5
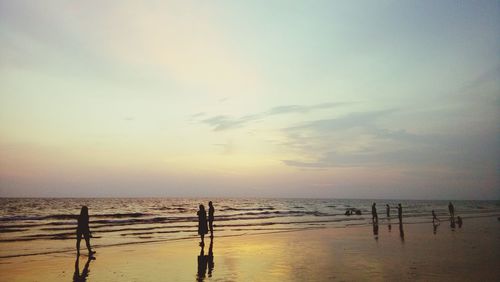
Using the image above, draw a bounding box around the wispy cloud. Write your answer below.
[197,102,352,131]
[281,109,499,170]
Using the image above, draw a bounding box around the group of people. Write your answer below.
[432,202,463,229]
[371,203,405,240]
[197,201,215,246]
[75,201,217,255]
[371,203,403,224]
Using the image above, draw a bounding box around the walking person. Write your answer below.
[371,203,378,223]
[386,204,390,218]
[76,206,95,256]
[208,201,215,238]
[197,204,209,246]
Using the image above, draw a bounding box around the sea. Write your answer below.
[1,198,499,258]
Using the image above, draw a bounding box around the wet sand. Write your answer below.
[1,216,499,281]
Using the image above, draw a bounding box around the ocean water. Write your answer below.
[1,198,499,258]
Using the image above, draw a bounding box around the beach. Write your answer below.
[1,216,498,281]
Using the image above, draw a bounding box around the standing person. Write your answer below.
[448,202,455,218]
[397,203,403,224]
[197,204,208,246]
[386,204,390,218]
[76,206,95,256]
[432,210,440,223]
[371,203,378,223]
[208,201,215,238]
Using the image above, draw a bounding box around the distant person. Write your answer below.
[371,203,378,223]
[397,203,403,224]
[76,206,95,256]
[457,216,463,228]
[448,202,455,218]
[386,204,390,218]
[432,210,440,223]
[197,204,209,246]
[208,201,215,237]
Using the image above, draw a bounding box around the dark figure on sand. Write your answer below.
[197,243,208,281]
[76,206,95,256]
[73,255,93,282]
[397,203,403,224]
[197,204,209,246]
[372,221,379,240]
[448,202,455,218]
[432,210,440,224]
[371,203,378,223]
[386,204,390,218]
[207,238,214,277]
[197,237,215,281]
[399,222,405,242]
[457,216,463,228]
[208,201,215,237]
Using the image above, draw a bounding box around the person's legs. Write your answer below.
[209,221,213,237]
[83,232,92,253]
[76,231,82,254]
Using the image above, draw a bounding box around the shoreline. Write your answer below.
[1,216,499,281]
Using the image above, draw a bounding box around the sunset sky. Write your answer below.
[0,1,498,199]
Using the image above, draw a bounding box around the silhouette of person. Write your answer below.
[448,202,455,218]
[207,237,214,277]
[76,206,95,256]
[73,254,93,282]
[386,204,390,218]
[397,203,403,224]
[208,201,215,238]
[432,210,440,223]
[197,204,209,246]
[196,244,208,281]
[457,216,463,228]
[371,203,378,223]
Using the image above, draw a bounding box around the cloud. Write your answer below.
[201,114,261,131]
[284,109,396,132]
[198,102,351,131]
[281,109,499,171]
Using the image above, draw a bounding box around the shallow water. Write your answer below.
[0,198,499,258]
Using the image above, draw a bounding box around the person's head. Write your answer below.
[398,203,402,207]
[80,206,88,217]
[209,201,213,207]
[199,204,205,211]
[386,204,389,207]
[373,203,376,206]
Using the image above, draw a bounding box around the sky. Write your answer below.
[0,1,498,199]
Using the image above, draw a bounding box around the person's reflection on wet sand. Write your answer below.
[372,221,379,241]
[433,221,439,235]
[450,215,456,230]
[197,243,208,281]
[73,255,93,282]
[207,237,214,277]
[399,222,405,242]
[388,218,392,232]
